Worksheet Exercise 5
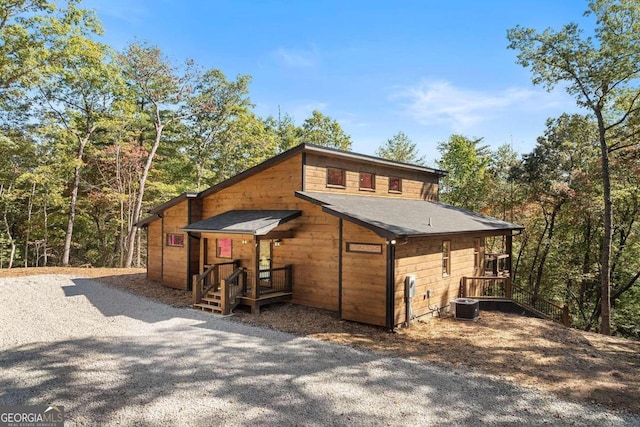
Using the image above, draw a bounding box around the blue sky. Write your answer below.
[84,0,593,162]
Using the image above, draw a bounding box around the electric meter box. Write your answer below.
[405,275,416,298]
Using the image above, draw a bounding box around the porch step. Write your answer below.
[193,302,223,314]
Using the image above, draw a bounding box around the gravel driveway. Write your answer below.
[0,275,637,426]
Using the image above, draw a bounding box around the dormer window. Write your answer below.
[327,167,346,187]
[359,172,375,191]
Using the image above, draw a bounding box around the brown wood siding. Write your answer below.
[203,233,255,283]
[147,220,162,282]
[304,153,439,201]
[341,222,387,326]
[286,204,339,311]
[202,154,304,215]
[162,201,189,289]
[201,153,340,311]
[393,233,493,325]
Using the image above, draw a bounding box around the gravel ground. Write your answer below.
[0,275,638,426]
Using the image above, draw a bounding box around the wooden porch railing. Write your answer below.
[460,276,512,299]
[221,267,247,314]
[192,260,238,304]
[257,265,292,297]
[460,276,569,326]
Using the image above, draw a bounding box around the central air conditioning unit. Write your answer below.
[452,298,480,320]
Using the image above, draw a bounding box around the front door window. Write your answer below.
[259,240,272,282]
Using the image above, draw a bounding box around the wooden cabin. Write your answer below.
[137,143,523,329]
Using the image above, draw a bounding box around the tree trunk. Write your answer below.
[3,204,15,269]
[529,215,549,290]
[125,123,164,267]
[596,113,612,335]
[61,129,94,266]
[533,201,563,298]
[25,181,35,268]
[43,201,48,267]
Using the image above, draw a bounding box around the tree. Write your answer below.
[120,42,223,267]
[205,112,277,183]
[375,131,425,165]
[264,108,300,153]
[436,134,490,211]
[0,0,101,106]
[37,41,122,266]
[508,0,640,335]
[183,69,253,190]
[119,42,195,267]
[511,114,596,300]
[298,110,352,150]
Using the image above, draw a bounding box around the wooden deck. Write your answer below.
[239,291,293,315]
[460,275,570,326]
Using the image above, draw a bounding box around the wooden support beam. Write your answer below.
[262,230,295,240]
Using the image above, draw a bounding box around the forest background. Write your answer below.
[1,0,638,338]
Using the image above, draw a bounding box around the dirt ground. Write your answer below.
[2,267,639,415]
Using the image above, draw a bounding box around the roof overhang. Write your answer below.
[296,191,523,239]
[182,210,302,235]
[149,192,199,215]
[135,214,161,228]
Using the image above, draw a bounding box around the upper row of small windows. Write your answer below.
[326,167,402,193]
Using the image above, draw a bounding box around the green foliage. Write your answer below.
[298,110,352,150]
[508,0,640,335]
[375,131,425,165]
[0,0,102,106]
[263,110,300,153]
[436,134,490,211]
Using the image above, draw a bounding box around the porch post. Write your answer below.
[506,233,513,281]
[199,237,207,275]
[252,236,259,299]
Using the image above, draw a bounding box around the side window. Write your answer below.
[327,167,346,187]
[442,240,451,276]
[167,233,184,247]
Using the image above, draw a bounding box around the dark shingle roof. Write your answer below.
[182,210,301,235]
[296,191,523,239]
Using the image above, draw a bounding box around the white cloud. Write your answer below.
[391,80,571,131]
[271,46,319,68]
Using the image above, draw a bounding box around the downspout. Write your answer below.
[160,215,164,284]
[338,219,343,319]
[385,239,396,331]
[301,152,307,191]
[187,199,192,291]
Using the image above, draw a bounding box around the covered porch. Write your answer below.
[182,209,300,315]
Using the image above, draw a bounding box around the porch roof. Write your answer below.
[295,191,523,239]
[182,210,301,235]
